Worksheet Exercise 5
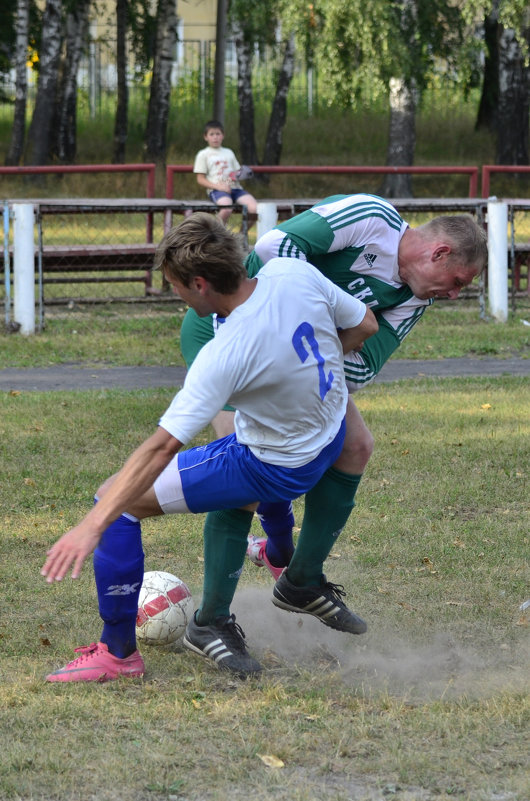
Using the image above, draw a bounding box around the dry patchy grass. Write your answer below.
[0,378,528,800]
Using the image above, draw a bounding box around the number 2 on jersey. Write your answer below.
[292,322,334,400]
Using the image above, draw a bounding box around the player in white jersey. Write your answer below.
[179,195,488,604]
[41,212,377,681]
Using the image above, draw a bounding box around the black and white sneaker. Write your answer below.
[272,572,367,634]
[183,613,262,677]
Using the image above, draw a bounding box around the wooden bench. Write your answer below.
[513,244,530,295]
[0,243,158,294]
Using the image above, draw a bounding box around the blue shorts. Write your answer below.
[154,419,346,514]
[209,188,249,204]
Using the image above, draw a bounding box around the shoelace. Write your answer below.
[220,615,248,653]
[70,643,99,662]
[323,581,348,607]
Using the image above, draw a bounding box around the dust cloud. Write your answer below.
[228,587,529,700]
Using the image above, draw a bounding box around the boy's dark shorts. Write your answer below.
[209,188,248,203]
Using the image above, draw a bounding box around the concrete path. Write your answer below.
[0,357,527,392]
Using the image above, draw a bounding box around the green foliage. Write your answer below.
[128,0,158,79]
[229,0,279,46]
[0,0,16,80]
[311,0,467,106]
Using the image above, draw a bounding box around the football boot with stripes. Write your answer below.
[183,613,262,677]
[272,572,367,634]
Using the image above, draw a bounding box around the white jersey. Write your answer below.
[193,145,242,189]
[159,258,368,467]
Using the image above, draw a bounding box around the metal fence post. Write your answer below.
[257,202,278,238]
[487,198,508,323]
[13,203,35,335]
[3,201,10,327]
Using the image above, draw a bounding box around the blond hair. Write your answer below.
[419,215,488,274]
[154,213,246,293]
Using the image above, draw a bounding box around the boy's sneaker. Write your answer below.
[46,642,145,683]
[272,572,367,634]
[246,535,285,580]
[183,613,262,678]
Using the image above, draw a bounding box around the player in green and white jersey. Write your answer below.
[180,194,487,611]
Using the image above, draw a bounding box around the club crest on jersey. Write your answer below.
[363,253,377,268]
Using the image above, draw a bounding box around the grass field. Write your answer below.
[0,378,528,801]
[1,298,529,368]
[0,302,528,801]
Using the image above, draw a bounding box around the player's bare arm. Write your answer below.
[41,427,183,583]
[338,306,378,353]
[196,173,231,193]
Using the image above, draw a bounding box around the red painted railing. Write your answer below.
[165,164,479,199]
[481,165,530,198]
[1,163,156,197]
[1,163,157,240]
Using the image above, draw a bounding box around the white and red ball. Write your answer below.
[135,571,194,646]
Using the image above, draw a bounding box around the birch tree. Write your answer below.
[496,21,529,164]
[314,0,465,196]
[52,0,91,163]
[5,0,30,165]
[25,0,63,165]
[262,34,296,166]
[466,0,529,164]
[143,0,177,166]
[113,0,129,163]
[230,0,298,167]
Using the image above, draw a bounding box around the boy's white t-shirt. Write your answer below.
[159,257,368,467]
[193,146,241,188]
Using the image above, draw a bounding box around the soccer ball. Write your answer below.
[135,571,194,646]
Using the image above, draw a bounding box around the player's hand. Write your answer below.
[41,522,102,582]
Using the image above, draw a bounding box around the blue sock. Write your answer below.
[93,510,144,659]
[257,501,295,567]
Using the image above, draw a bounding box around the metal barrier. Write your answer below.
[481,165,530,199]
[0,199,250,315]
[2,197,529,321]
[165,164,479,199]
[0,163,156,196]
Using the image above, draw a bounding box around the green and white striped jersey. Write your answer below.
[247,194,432,391]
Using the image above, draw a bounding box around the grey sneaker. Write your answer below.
[183,613,262,677]
[272,572,367,634]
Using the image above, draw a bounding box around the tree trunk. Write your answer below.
[496,25,530,165]
[233,21,259,166]
[262,34,295,166]
[113,0,129,163]
[25,0,63,165]
[5,0,30,166]
[475,2,499,132]
[144,0,177,167]
[213,0,228,124]
[53,0,91,163]
[380,76,418,198]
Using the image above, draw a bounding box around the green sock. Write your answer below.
[287,468,362,587]
[196,508,254,625]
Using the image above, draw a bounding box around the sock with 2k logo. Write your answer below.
[93,513,145,658]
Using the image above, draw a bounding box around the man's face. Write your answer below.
[204,128,224,148]
[164,274,214,317]
[409,254,479,301]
